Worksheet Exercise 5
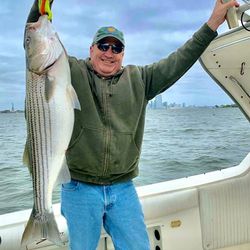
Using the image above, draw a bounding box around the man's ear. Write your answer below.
[90,45,94,56]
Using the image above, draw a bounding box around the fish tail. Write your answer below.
[21,207,64,247]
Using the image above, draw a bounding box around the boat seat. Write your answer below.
[199,173,250,250]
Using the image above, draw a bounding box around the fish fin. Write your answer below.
[45,74,56,102]
[21,207,64,247]
[67,84,81,110]
[23,140,32,174]
[55,157,71,186]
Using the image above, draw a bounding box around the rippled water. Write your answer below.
[0,107,249,215]
[137,107,250,185]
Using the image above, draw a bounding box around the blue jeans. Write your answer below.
[61,180,150,250]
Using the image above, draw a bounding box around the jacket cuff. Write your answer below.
[194,23,218,46]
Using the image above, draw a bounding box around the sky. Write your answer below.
[0,0,244,110]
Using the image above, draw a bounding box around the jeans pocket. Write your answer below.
[62,179,79,191]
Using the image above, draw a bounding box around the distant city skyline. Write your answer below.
[148,94,236,110]
[1,87,235,112]
[0,94,238,113]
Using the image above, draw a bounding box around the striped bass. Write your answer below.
[21,15,80,247]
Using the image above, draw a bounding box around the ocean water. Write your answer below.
[0,107,249,215]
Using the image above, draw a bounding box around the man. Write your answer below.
[27,0,239,249]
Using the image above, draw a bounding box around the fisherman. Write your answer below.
[27,0,239,249]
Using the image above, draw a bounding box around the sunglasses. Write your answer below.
[96,43,124,54]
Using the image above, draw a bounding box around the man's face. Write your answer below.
[90,37,124,77]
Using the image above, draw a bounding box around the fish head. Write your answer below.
[25,15,63,74]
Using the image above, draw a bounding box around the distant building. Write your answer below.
[163,101,168,108]
[11,103,15,112]
[0,103,24,113]
[154,95,163,109]
[147,95,164,109]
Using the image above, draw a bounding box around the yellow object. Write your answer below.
[170,220,182,228]
[38,0,52,21]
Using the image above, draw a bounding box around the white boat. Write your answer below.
[1,4,250,250]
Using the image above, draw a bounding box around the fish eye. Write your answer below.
[26,37,31,45]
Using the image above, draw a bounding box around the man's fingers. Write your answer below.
[221,0,239,9]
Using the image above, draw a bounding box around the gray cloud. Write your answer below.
[0,0,243,110]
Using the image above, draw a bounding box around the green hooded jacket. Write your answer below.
[27,1,217,184]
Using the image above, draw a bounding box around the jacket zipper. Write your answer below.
[102,78,112,176]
